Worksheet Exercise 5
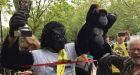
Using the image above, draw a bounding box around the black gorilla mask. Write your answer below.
[41,21,66,53]
[50,27,66,52]
[98,10,108,28]
[98,13,108,27]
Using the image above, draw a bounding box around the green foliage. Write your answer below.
[0,27,9,40]
[0,0,8,8]
[1,0,140,41]
[107,0,140,38]
[1,0,14,14]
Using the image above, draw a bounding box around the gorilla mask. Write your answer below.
[76,4,117,60]
[98,9,108,27]
[51,27,66,52]
[41,21,66,53]
[86,4,108,28]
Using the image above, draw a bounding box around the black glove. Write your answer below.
[9,11,28,37]
[107,13,117,27]
[104,13,117,35]
[98,53,111,65]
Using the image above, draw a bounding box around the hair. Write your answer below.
[127,36,140,50]
[19,35,40,50]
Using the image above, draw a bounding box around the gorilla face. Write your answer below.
[98,9,108,28]
[50,27,66,52]
[86,4,108,28]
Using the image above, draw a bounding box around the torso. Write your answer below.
[31,43,77,75]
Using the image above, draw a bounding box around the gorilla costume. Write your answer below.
[1,11,76,75]
[76,4,117,60]
[75,4,117,75]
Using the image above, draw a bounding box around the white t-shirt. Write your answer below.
[31,43,77,75]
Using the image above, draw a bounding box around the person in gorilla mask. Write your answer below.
[40,22,66,53]
[1,11,76,75]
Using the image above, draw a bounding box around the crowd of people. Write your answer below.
[0,3,140,75]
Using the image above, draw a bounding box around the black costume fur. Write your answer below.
[1,12,33,71]
[76,4,117,61]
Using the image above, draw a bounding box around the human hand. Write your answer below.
[77,54,89,62]
[76,54,91,71]
[107,13,117,22]
[107,13,117,27]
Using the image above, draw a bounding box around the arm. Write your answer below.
[1,12,34,71]
[103,13,117,36]
[1,36,33,71]
[108,55,128,70]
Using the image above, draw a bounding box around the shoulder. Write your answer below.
[65,42,75,52]
[65,42,77,59]
[31,49,42,53]
[31,49,47,57]
[65,42,75,48]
